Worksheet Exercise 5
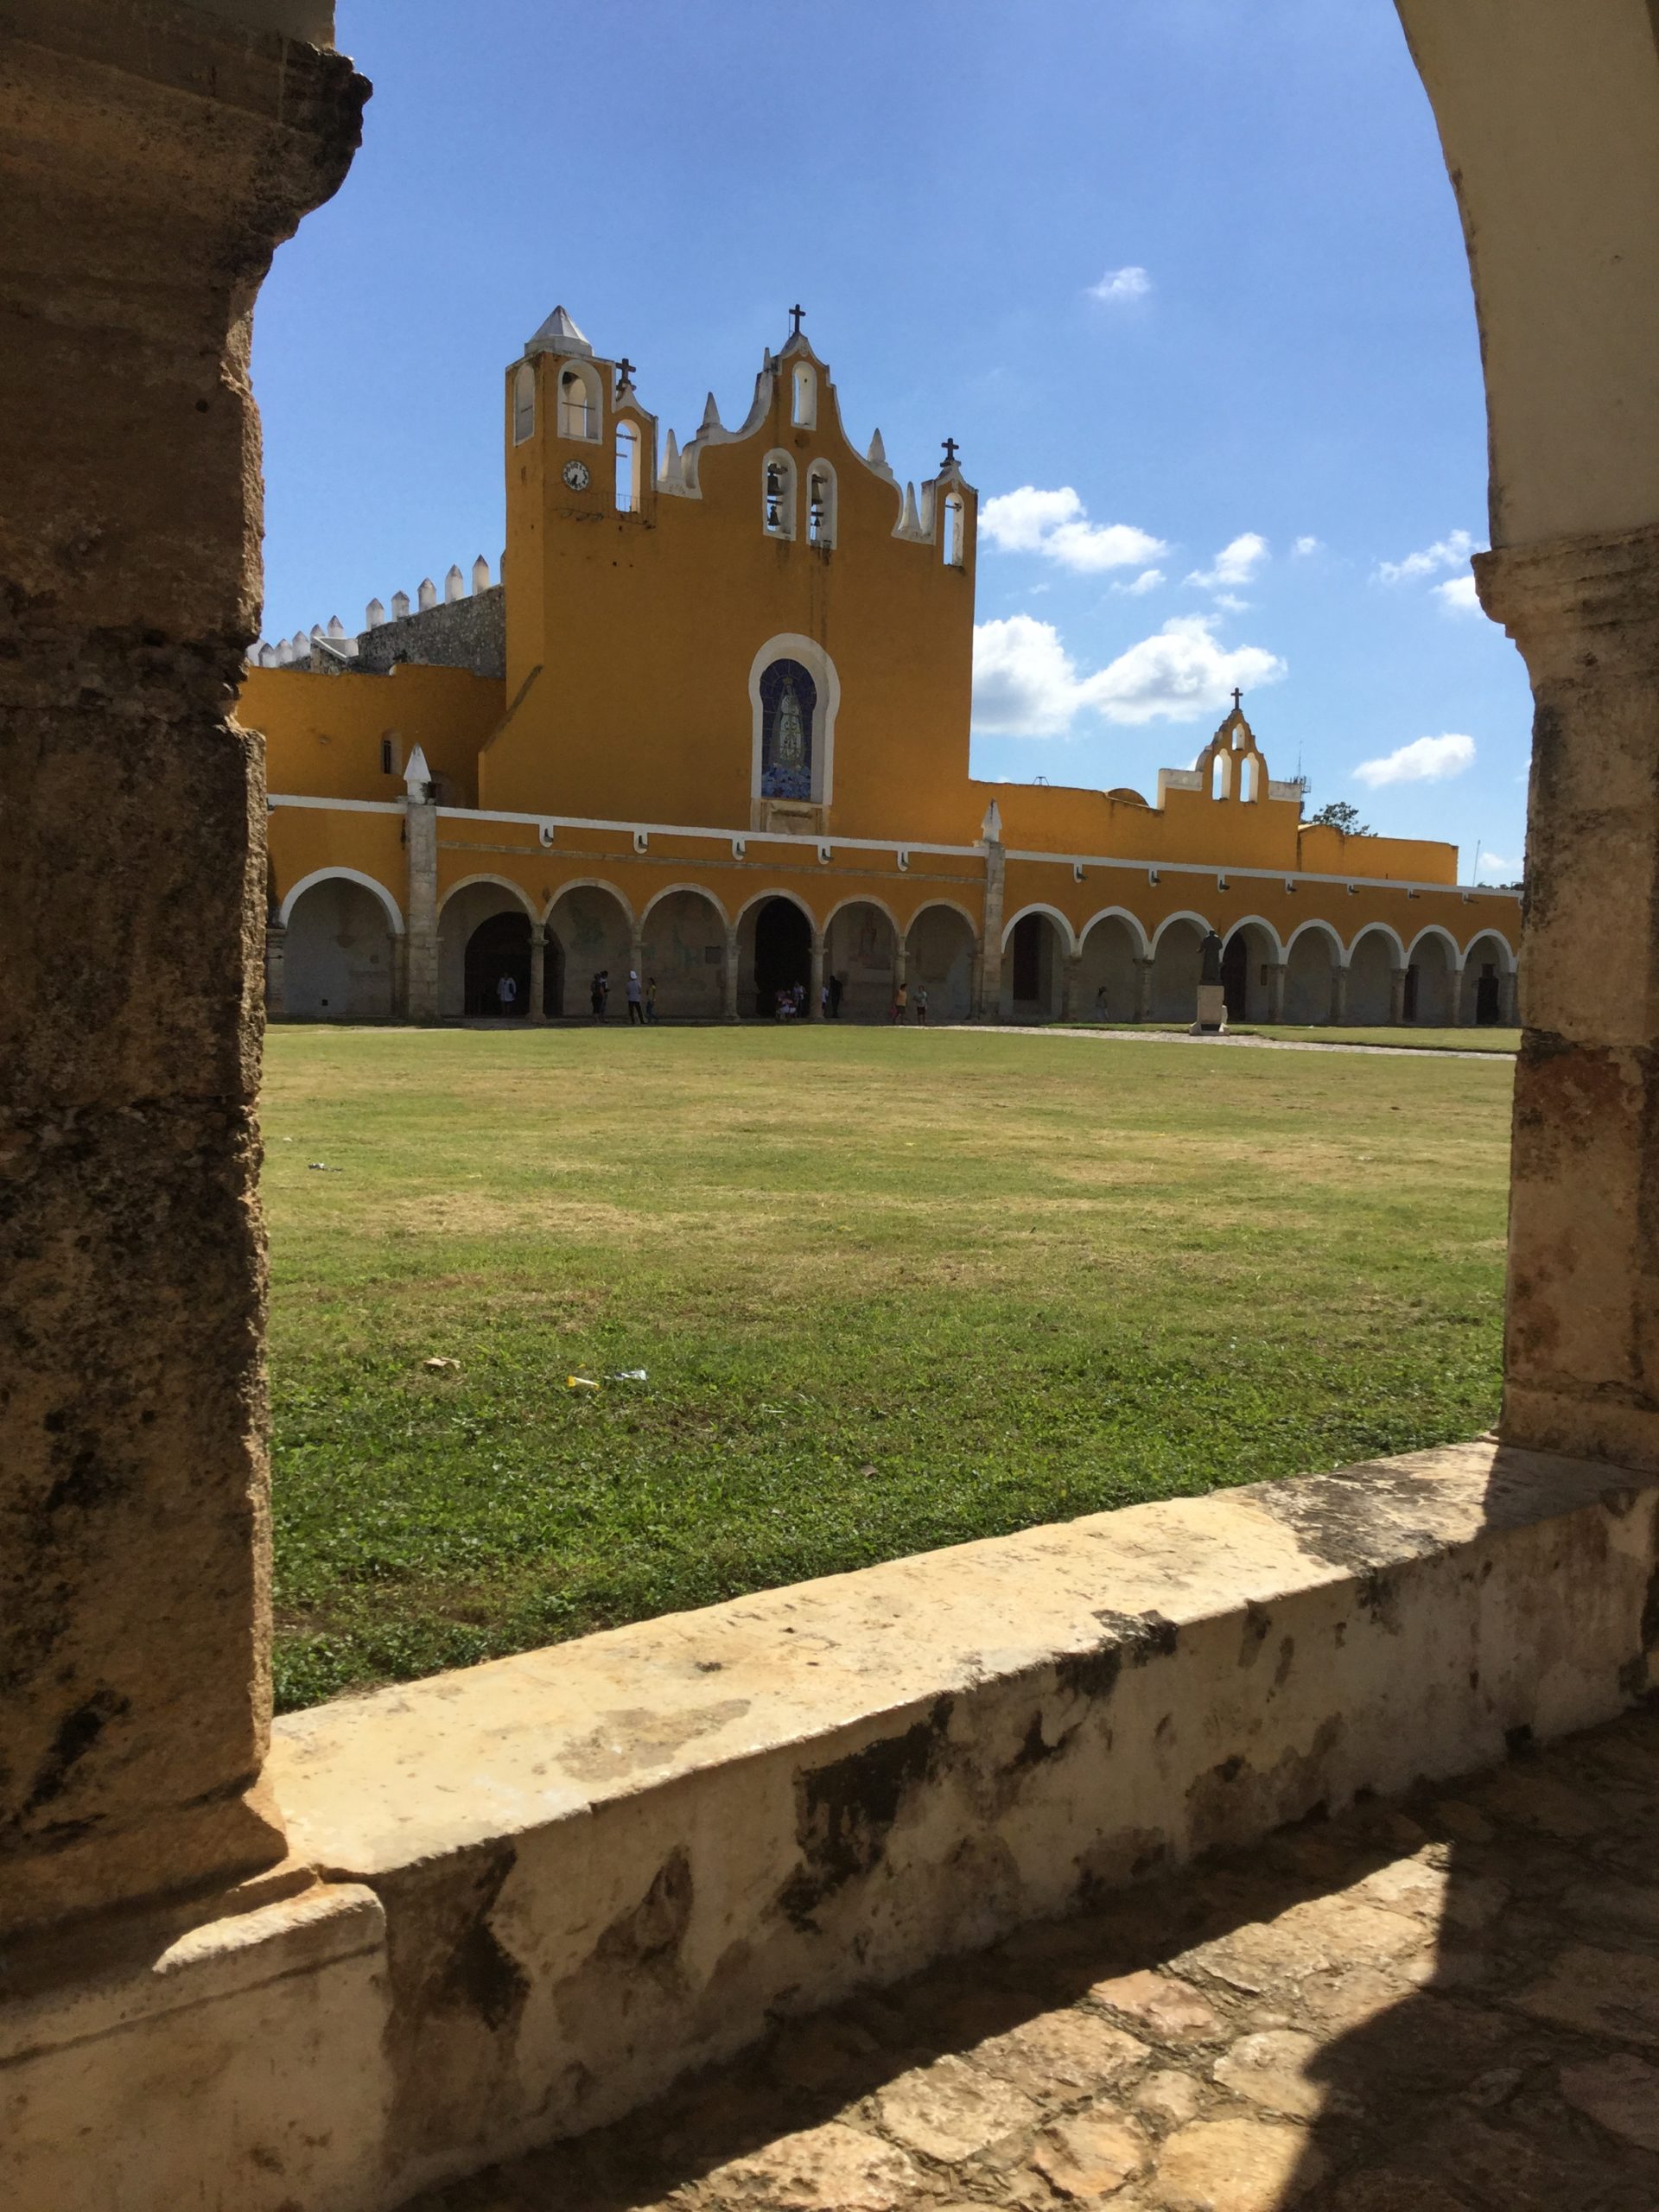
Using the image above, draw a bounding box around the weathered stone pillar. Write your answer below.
[629,927,645,987]
[969,943,985,1019]
[1330,964,1349,1026]
[1389,965,1408,1027]
[810,932,825,1020]
[1499,966,1519,1027]
[977,821,1006,1018]
[1060,950,1082,1021]
[893,939,908,993]
[1452,961,1473,1025]
[264,919,289,1019]
[0,3,365,1936]
[722,928,740,1022]
[1133,956,1154,1023]
[1265,961,1287,1023]
[404,772,439,1021]
[528,925,548,1025]
[1478,526,1659,1469]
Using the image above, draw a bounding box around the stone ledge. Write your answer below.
[270,1438,1653,2203]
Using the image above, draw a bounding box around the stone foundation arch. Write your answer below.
[1078,908,1147,1023]
[1283,918,1344,1026]
[279,871,400,1020]
[1220,916,1284,1024]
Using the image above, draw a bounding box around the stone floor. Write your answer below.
[411,1704,1659,2212]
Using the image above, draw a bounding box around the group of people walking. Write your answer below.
[588,969,656,1023]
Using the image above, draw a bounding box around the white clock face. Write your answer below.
[562,459,591,492]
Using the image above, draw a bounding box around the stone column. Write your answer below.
[404,785,439,1020]
[1265,961,1287,1023]
[1133,957,1154,1023]
[529,925,548,1025]
[893,939,908,993]
[264,920,288,1020]
[977,839,1006,1018]
[0,5,365,1937]
[1499,966,1519,1027]
[1452,963,1475,1025]
[1477,525,1659,1469]
[810,933,825,1020]
[1330,964,1349,1026]
[1060,950,1081,1021]
[1389,965,1408,1027]
[629,927,645,988]
[722,929,740,1022]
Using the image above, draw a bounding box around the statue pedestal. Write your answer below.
[1192,984,1227,1034]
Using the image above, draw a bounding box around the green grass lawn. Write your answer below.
[1060,1022,1519,1054]
[264,1025,1515,1710]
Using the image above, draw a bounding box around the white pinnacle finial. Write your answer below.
[701,391,722,433]
[365,598,385,629]
[472,555,491,594]
[660,429,683,489]
[444,564,465,603]
[391,590,410,620]
[525,304,592,359]
[327,615,346,639]
[417,577,438,613]
[981,799,1004,844]
[403,743,432,799]
[899,481,922,537]
[868,429,887,467]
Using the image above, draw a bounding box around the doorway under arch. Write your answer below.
[747,896,812,1016]
[1077,914,1141,1022]
[1406,932,1458,1026]
[824,900,897,1020]
[282,874,396,1020]
[1459,931,1512,1025]
[464,911,530,1018]
[1002,911,1065,1020]
[641,890,727,1020]
[1284,927,1339,1025]
[1347,928,1401,1025]
[1220,921,1279,1024]
[546,883,634,1019]
[906,905,976,1023]
[1150,918,1206,1025]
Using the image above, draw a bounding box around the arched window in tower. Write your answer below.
[941,492,966,567]
[807,465,836,546]
[763,451,797,537]
[1211,753,1231,799]
[558,364,600,441]
[791,362,817,429]
[1238,754,1261,802]
[512,362,536,446]
[614,420,642,513]
[759,658,817,800]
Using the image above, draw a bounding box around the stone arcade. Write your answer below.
[3,3,1658,2208]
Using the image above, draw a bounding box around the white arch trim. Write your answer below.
[1149,908,1214,955]
[748,633,841,808]
[639,881,731,932]
[541,877,637,930]
[1001,902,1079,956]
[1406,923,1465,970]
[903,896,981,944]
[823,892,904,938]
[438,873,538,922]
[1079,906,1151,958]
[1285,917,1349,965]
[279,867,404,935]
[1459,926,1516,972]
[1345,920,1408,965]
[733,887,823,935]
[1222,913,1287,963]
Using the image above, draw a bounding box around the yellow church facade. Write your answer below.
[245,308,1520,1029]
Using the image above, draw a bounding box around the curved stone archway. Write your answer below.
[641,888,728,1020]
[281,873,397,1020]
[906,903,976,1023]
[825,899,899,1020]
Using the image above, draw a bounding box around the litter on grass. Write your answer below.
[566,1376,601,1393]
[423,1357,461,1373]
[607,1368,649,1382]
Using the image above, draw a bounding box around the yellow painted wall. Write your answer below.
[242,664,503,809]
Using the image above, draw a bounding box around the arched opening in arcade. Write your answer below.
[905,904,976,1023]
[743,895,813,1017]
[1459,931,1513,1026]
[1077,912,1142,1023]
[1284,925,1340,1026]
[824,899,897,1020]
[641,889,727,1020]
[1002,910,1065,1020]
[1347,927,1402,1026]
[546,882,634,1019]
[436,880,534,1020]
[1405,931,1458,1026]
[1150,917,1206,1025]
[280,874,397,1020]
[1220,920,1280,1024]
[463,910,530,1018]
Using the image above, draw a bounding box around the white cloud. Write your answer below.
[1376,528,1478,586]
[972,613,1285,736]
[1475,851,1522,882]
[1353,733,1477,789]
[1186,532,1269,591]
[1213,592,1249,613]
[1434,574,1482,615]
[980,485,1167,574]
[1113,568,1166,597]
[1293,536,1323,559]
[1088,265,1151,305]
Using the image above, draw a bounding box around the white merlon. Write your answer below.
[417,577,438,613]
[365,598,385,630]
[291,632,308,657]
[327,615,346,639]
[444,565,464,603]
[391,591,410,620]
[472,555,491,594]
[309,623,324,640]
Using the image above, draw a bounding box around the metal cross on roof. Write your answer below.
[789,303,805,336]
[942,436,960,466]
[1231,687,1244,712]
[615,358,636,386]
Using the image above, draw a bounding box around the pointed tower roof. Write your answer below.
[525,304,593,359]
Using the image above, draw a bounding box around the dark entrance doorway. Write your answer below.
[464,910,530,1017]
[543,930,565,1019]
[1475,963,1501,1023]
[753,896,810,1015]
[1220,932,1249,1021]
[1010,912,1045,1005]
[1403,965,1421,1023]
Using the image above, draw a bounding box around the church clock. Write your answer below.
[561,459,591,491]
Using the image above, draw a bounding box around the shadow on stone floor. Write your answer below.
[410,1703,1659,2212]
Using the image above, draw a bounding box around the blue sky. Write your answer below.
[256,0,1533,881]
